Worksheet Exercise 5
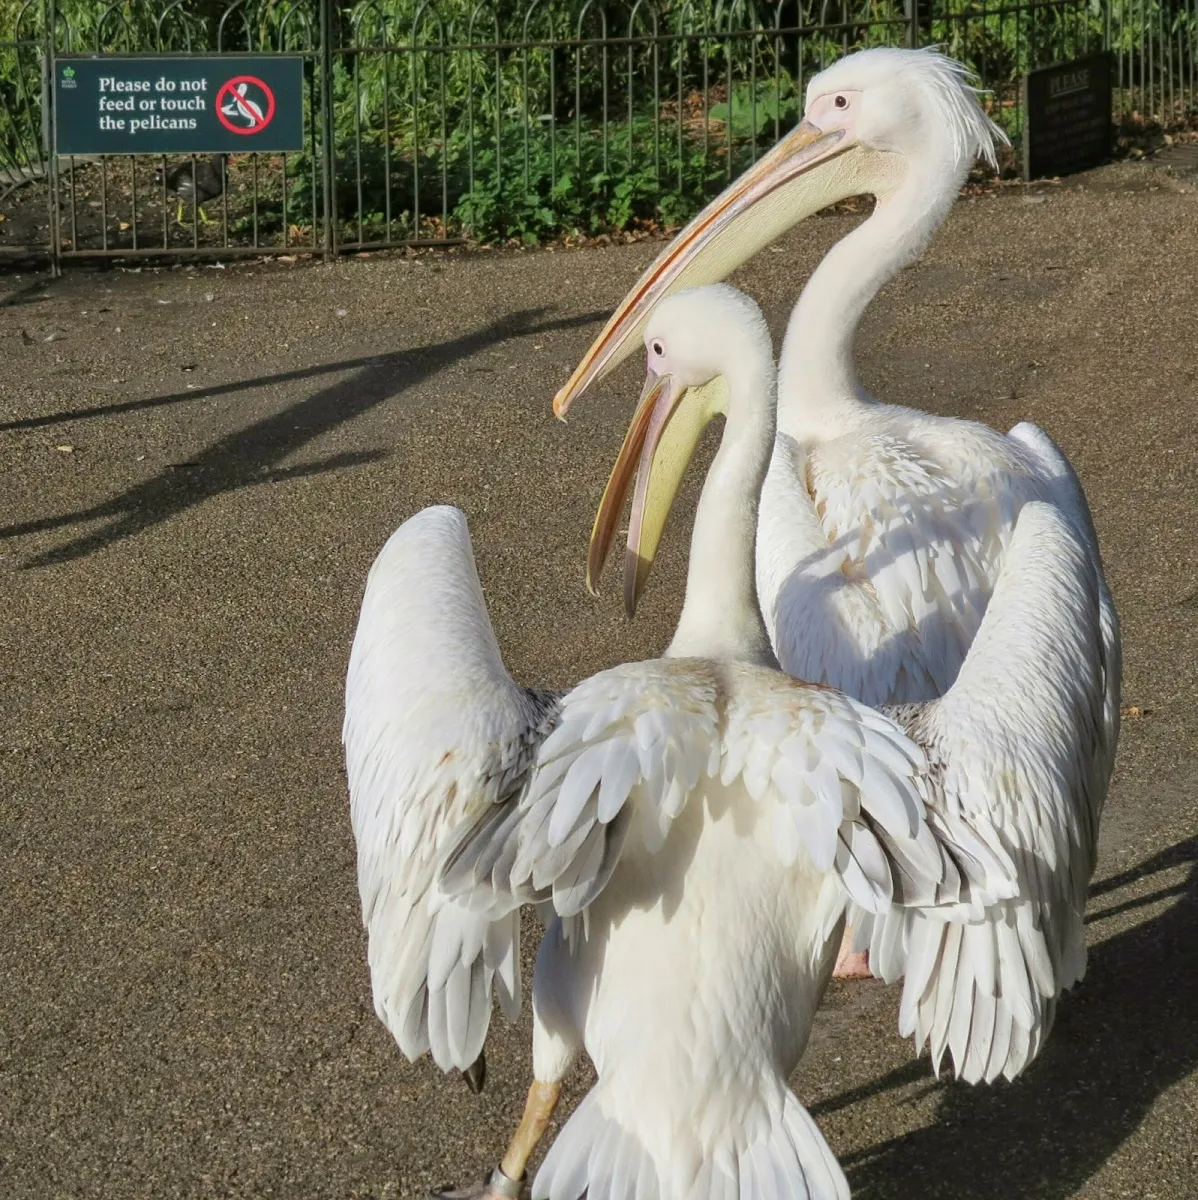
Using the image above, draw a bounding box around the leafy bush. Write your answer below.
[2,0,1196,248]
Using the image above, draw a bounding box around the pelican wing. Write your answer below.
[441,660,1015,926]
[721,670,1015,921]
[344,506,558,1073]
[861,500,1108,1083]
[759,422,1039,708]
[1007,420,1121,784]
[441,659,721,918]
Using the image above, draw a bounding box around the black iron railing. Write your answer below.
[0,0,1194,266]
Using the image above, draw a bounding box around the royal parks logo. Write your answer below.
[60,64,76,89]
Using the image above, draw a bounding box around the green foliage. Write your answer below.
[2,0,1197,248]
[709,76,801,137]
[450,117,727,241]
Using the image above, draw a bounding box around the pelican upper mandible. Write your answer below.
[553,47,1121,976]
[346,285,1107,1200]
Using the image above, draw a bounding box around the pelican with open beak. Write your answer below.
[562,48,1121,987]
[586,285,778,664]
[354,286,1025,1200]
[586,365,720,616]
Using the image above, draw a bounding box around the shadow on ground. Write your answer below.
[2,306,603,568]
[836,836,1198,1199]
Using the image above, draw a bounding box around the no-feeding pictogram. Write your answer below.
[216,75,276,135]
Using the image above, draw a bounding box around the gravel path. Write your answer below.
[1,158,1196,1200]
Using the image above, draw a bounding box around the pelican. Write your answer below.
[551,47,1121,977]
[345,285,1105,1200]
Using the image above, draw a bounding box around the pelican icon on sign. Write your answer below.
[215,75,276,135]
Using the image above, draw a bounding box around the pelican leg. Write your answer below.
[431,925,578,1200]
[499,1079,562,1182]
[832,923,872,979]
[174,199,185,225]
[196,204,213,225]
[428,1082,562,1200]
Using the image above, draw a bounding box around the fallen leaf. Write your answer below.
[55,444,74,453]
[1120,705,1151,718]
[118,221,130,231]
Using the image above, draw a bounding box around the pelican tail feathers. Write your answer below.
[531,1083,848,1200]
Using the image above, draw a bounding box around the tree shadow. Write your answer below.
[837,835,1198,1199]
[0,352,467,434]
[2,306,605,568]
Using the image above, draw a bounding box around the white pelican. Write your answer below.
[345,285,1104,1200]
[551,47,1121,978]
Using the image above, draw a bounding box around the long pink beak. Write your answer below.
[553,119,849,419]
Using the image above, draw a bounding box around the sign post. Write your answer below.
[53,55,305,156]
[1022,53,1114,181]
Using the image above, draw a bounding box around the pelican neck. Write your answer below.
[665,353,778,668]
[776,150,962,443]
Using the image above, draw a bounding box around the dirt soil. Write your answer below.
[1,156,1196,1200]
[0,159,310,258]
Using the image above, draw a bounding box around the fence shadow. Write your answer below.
[0,278,53,309]
[1,306,605,568]
[838,835,1198,1199]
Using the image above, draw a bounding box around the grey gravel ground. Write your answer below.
[2,158,1196,1200]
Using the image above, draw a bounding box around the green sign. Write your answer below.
[54,55,305,156]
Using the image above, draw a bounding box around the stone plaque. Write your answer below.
[54,55,305,156]
[1022,53,1114,181]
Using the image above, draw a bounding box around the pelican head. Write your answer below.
[587,284,773,615]
[552,48,1005,419]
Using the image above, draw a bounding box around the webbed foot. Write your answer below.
[430,1165,523,1200]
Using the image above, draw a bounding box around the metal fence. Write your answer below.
[1,0,1195,266]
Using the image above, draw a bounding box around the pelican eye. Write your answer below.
[834,94,848,109]
[650,339,664,357]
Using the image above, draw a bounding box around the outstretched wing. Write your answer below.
[344,506,557,1073]
[861,500,1107,1083]
[1007,420,1121,787]
[442,658,1015,931]
[724,667,1015,921]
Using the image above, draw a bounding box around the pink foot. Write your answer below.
[833,926,872,979]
